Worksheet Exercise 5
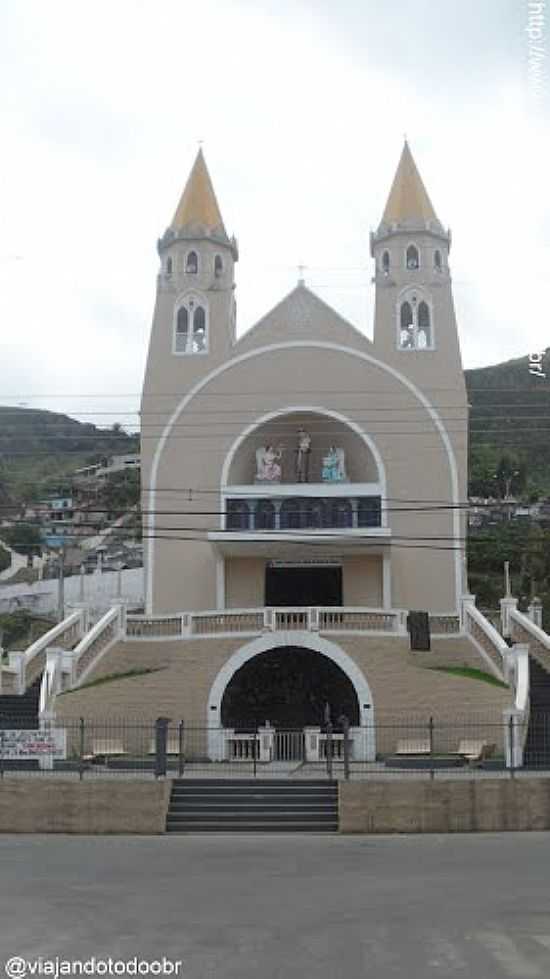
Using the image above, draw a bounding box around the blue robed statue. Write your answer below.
[321,446,347,482]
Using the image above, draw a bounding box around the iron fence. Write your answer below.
[1,712,550,779]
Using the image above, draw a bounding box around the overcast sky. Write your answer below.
[0,0,548,430]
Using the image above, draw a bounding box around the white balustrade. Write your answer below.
[1,609,87,696]
[124,606,407,640]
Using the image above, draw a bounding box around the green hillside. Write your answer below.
[0,407,138,502]
[465,348,550,498]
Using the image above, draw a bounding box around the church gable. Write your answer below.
[235,284,373,353]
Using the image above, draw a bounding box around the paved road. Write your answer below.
[1,834,550,978]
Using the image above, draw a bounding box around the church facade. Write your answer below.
[141,143,468,621]
[50,144,520,757]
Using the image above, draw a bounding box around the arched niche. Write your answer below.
[225,409,381,486]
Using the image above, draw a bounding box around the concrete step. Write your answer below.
[166,779,340,833]
[166,823,338,833]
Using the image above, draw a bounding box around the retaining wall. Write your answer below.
[0,779,171,834]
[339,778,550,833]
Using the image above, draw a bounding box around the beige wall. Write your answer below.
[147,343,462,615]
[343,556,382,606]
[226,558,266,607]
[340,779,550,834]
[0,779,171,834]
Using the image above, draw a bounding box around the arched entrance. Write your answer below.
[221,646,360,729]
[207,633,376,761]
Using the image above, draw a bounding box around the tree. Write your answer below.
[496,454,525,499]
[1,523,42,557]
[0,543,10,573]
[0,611,33,651]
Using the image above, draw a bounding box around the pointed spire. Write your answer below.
[380,141,441,227]
[170,148,227,237]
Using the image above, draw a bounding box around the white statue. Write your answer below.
[255,445,283,482]
[321,446,347,482]
[295,428,311,483]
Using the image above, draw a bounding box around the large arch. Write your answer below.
[145,341,461,612]
[206,632,376,759]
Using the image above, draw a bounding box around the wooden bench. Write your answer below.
[148,737,182,756]
[83,738,126,761]
[395,739,431,756]
[456,740,496,766]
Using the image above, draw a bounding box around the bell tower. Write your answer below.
[371,141,464,392]
[371,142,469,589]
[144,148,238,400]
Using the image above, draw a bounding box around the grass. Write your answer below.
[60,666,164,693]
[427,666,509,689]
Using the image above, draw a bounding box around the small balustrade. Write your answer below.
[429,615,460,635]
[225,733,260,760]
[126,616,183,639]
[275,609,309,630]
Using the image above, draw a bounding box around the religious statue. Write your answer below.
[255,445,283,482]
[321,446,346,482]
[295,428,311,483]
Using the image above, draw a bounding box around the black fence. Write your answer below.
[2,712,550,779]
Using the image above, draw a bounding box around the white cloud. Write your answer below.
[0,0,548,426]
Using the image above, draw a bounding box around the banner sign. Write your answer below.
[0,728,67,759]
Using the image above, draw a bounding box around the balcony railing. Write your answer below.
[225,495,382,532]
[125,606,408,639]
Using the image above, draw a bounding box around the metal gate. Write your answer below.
[274,729,304,762]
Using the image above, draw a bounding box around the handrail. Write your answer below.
[72,605,124,684]
[463,603,508,681]
[5,609,86,694]
[510,607,550,650]
[23,610,84,668]
[39,652,62,717]
[38,606,124,719]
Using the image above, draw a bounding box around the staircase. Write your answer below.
[0,675,41,730]
[166,779,339,833]
[524,656,550,767]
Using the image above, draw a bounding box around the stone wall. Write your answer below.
[340,778,550,833]
[0,779,171,834]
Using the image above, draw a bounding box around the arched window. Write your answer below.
[166,256,173,277]
[382,251,390,275]
[185,251,198,274]
[399,302,414,348]
[397,292,433,350]
[406,245,419,270]
[214,255,224,278]
[434,249,442,272]
[192,305,206,352]
[175,307,189,353]
[174,295,208,355]
[417,302,431,348]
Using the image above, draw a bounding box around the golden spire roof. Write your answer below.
[170,149,227,235]
[381,141,440,226]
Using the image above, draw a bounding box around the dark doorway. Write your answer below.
[265,565,342,607]
[221,646,360,729]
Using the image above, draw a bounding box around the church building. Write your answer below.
[51,143,517,760]
[142,142,468,620]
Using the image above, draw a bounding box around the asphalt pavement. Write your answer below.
[1,833,550,978]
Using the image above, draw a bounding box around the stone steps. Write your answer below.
[166,779,339,833]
